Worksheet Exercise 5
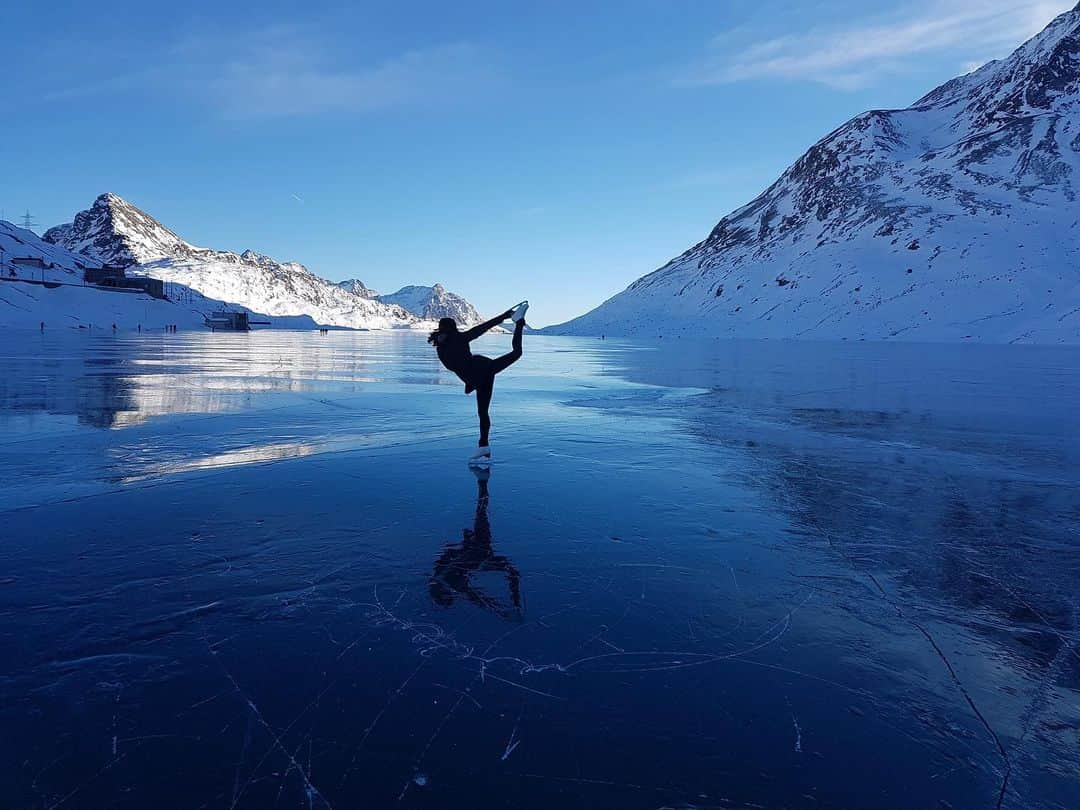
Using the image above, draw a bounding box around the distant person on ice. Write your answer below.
[429,301,529,465]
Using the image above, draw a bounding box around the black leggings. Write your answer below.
[472,319,524,446]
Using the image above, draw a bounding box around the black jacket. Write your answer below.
[436,313,506,386]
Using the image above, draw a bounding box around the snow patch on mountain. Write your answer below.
[2,221,93,279]
[337,279,379,299]
[549,4,1080,344]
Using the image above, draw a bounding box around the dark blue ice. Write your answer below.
[1,331,1077,808]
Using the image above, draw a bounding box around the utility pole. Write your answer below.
[20,210,38,231]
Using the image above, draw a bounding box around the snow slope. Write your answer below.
[45,195,422,331]
[140,253,417,331]
[549,4,1080,344]
[0,220,318,331]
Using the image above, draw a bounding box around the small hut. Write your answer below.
[204,311,251,332]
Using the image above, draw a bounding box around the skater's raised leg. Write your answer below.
[490,319,524,376]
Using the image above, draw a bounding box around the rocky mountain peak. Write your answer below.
[337,278,379,299]
[95,192,126,208]
[44,192,194,267]
[916,4,1080,122]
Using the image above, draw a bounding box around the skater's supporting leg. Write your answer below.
[476,377,493,447]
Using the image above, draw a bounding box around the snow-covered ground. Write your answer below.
[550,6,1080,343]
[0,279,206,331]
[1,331,1077,808]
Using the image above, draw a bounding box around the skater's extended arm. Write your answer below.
[463,309,514,342]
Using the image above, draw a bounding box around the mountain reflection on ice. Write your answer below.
[0,331,1077,809]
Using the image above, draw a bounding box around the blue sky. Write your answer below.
[7,0,1073,325]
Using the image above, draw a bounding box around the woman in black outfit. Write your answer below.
[429,301,528,464]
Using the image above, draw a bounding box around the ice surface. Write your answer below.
[0,330,1077,808]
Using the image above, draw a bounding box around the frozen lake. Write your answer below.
[1,330,1078,809]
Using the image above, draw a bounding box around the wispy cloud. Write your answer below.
[680,0,1076,90]
[47,24,498,119]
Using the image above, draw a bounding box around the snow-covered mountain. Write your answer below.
[1,219,317,331]
[138,253,418,331]
[337,279,481,324]
[550,5,1080,343]
[44,194,422,330]
[376,284,481,323]
[43,193,197,268]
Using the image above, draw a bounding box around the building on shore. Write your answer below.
[204,311,251,332]
[84,265,166,299]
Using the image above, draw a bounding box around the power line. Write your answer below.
[20,210,38,230]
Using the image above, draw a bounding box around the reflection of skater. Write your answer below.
[429,301,529,465]
[429,468,522,622]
